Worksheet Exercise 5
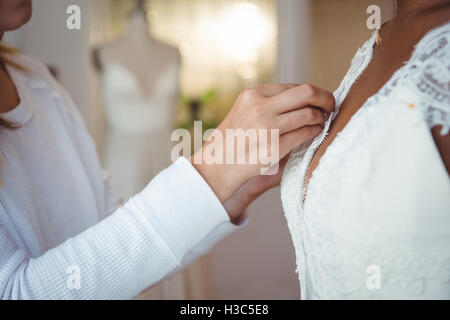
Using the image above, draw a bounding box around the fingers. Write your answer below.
[279,124,323,159]
[277,107,325,134]
[270,84,335,114]
[253,83,300,97]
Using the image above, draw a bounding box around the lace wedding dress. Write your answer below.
[281,22,450,299]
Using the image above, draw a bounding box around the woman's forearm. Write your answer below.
[0,158,238,299]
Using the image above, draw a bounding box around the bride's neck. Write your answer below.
[396,0,450,18]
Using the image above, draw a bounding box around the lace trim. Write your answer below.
[414,35,450,134]
[281,31,379,298]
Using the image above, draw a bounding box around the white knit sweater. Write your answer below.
[0,53,241,299]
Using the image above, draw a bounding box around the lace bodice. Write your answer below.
[281,22,450,299]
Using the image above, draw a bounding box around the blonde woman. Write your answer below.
[0,0,334,299]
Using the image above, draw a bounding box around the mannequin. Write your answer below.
[94,1,183,299]
[95,3,181,195]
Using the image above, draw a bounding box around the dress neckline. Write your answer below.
[102,61,177,101]
[300,21,450,208]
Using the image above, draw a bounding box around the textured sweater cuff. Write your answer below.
[130,157,233,263]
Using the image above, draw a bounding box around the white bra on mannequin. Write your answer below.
[102,60,178,134]
[101,57,179,200]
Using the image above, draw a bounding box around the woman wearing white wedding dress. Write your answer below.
[281,0,450,299]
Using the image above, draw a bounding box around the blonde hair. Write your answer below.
[0,43,25,133]
[0,42,24,71]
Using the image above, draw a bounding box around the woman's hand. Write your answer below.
[192,83,335,202]
[224,155,290,222]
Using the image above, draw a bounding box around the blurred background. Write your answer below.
[4,0,395,299]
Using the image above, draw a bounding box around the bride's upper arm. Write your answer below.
[412,32,449,174]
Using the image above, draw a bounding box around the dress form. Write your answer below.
[95,10,183,300]
[96,10,180,195]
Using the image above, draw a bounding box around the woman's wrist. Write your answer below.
[191,153,245,203]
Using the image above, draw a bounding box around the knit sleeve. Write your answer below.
[0,158,239,299]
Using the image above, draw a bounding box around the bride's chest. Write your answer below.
[306,57,407,187]
[283,76,447,235]
[296,90,449,243]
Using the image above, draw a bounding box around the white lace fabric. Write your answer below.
[281,22,450,299]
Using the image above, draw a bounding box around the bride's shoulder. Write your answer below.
[410,22,450,76]
[406,22,450,135]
